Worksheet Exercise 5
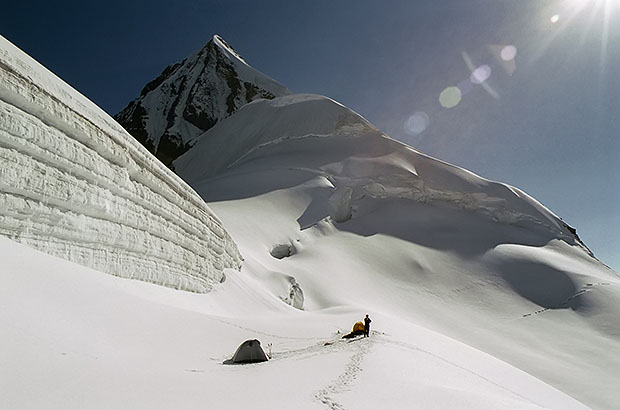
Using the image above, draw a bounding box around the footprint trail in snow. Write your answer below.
[314,336,375,410]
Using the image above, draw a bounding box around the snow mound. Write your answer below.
[0,35,241,292]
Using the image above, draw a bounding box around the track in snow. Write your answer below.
[314,335,374,410]
[314,332,550,410]
[521,282,613,317]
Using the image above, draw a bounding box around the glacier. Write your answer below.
[0,35,242,293]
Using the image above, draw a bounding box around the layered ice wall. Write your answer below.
[0,36,242,292]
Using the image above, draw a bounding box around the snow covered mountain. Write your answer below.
[0,35,241,292]
[174,93,620,409]
[2,34,619,410]
[114,35,290,167]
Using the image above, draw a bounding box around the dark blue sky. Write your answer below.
[2,0,619,270]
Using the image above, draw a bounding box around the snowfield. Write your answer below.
[0,237,597,410]
[0,35,241,292]
[1,34,620,410]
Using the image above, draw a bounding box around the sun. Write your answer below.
[538,0,619,70]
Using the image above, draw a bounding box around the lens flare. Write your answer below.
[462,51,500,99]
[550,14,560,23]
[404,111,430,136]
[470,65,492,84]
[439,87,462,108]
[457,78,473,95]
[500,45,517,61]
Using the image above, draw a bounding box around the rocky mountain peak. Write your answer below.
[114,35,291,168]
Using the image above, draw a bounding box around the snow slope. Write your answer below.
[0,237,596,410]
[175,93,620,410]
[0,35,241,292]
[115,35,291,167]
[176,94,583,244]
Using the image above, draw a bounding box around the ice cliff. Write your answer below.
[0,35,242,292]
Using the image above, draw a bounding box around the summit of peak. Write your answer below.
[210,34,247,65]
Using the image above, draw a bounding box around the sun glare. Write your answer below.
[532,0,619,71]
[567,0,618,7]
[406,0,618,140]
[557,0,618,69]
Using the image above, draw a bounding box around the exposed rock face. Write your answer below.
[0,35,242,293]
[114,35,290,168]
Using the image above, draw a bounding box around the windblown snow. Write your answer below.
[1,33,619,410]
[0,35,241,292]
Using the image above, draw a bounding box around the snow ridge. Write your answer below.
[176,93,582,248]
[0,35,242,292]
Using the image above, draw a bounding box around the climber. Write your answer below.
[364,314,372,337]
